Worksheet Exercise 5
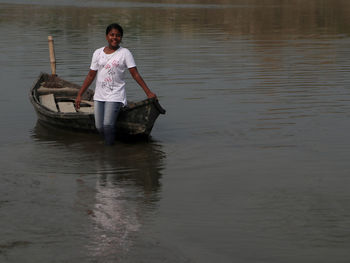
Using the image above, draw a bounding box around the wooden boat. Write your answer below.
[29,73,166,137]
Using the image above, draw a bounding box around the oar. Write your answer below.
[48,36,56,76]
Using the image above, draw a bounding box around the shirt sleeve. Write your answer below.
[90,49,100,71]
[124,49,136,69]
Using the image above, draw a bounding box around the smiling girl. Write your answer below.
[75,23,156,145]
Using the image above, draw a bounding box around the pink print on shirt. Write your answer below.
[102,59,119,91]
[111,60,119,67]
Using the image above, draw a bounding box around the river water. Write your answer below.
[1,0,350,262]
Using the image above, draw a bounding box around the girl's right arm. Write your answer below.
[75,69,97,109]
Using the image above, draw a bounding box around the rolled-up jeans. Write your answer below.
[94,100,123,145]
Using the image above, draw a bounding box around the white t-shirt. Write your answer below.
[90,46,136,105]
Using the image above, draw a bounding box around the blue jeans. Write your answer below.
[94,101,123,145]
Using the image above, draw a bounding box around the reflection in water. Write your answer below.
[32,121,165,258]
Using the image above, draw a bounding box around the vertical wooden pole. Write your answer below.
[48,36,56,75]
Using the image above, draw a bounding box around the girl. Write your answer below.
[75,23,156,145]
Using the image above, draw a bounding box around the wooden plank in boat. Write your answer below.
[81,100,94,106]
[37,86,79,96]
[57,102,77,113]
[39,94,58,112]
[78,107,94,113]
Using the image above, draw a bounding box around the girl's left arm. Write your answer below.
[129,67,157,98]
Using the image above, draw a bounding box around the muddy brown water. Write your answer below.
[1,0,350,262]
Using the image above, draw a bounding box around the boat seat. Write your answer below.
[78,107,94,113]
[39,94,58,112]
[57,102,77,113]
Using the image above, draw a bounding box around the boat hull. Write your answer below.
[29,73,165,136]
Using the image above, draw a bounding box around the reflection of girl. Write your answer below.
[75,23,156,145]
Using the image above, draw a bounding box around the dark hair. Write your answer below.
[106,23,123,36]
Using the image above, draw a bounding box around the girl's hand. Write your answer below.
[147,91,157,99]
[75,95,82,109]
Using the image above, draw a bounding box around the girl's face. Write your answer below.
[106,28,122,49]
